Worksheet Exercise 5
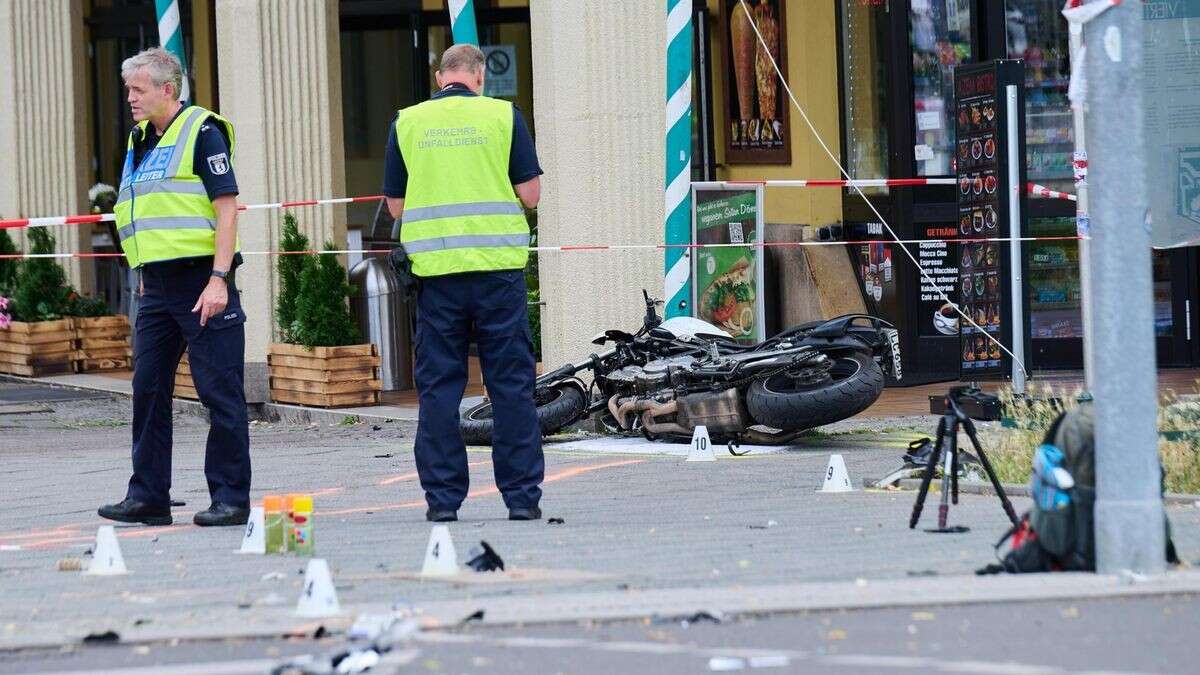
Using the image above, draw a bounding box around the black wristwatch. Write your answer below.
[210,269,228,280]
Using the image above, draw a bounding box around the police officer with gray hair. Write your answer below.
[98,47,251,528]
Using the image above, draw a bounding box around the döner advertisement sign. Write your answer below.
[691,185,766,344]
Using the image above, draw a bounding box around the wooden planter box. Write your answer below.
[0,318,76,377]
[268,343,382,408]
[174,351,199,400]
[74,315,132,372]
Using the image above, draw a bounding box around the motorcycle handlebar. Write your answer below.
[536,346,619,384]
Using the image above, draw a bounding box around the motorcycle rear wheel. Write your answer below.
[745,352,884,431]
[460,383,588,446]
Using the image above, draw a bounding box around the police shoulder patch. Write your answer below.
[207,153,230,175]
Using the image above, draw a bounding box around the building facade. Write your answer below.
[0,1,1193,398]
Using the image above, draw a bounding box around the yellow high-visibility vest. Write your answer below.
[114,105,239,268]
[394,95,529,277]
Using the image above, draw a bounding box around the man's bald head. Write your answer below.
[435,44,486,94]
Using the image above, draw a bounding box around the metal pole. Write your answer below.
[153,0,189,104]
[1084,2,1165,574]
[1006,85,1026,396]
[664,0,694,318]
[1068,24,1095,390]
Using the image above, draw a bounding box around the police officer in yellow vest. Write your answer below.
[98,48,251,528]
[384,45,544,522]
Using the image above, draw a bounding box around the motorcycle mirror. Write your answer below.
[591,332,608,346]
[605,329,635,343]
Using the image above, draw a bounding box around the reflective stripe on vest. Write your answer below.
[401,201,525,224]
[114,105,239,268]
[395,95,528,277]
[115,216,216,242]
[402,232,530,254]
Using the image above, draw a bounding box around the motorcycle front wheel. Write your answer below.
[745,352,884,431]
[460,383,588,446]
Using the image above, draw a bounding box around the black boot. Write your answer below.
[508,506,542,521]
[98,498,173,526]
[193,503,250,527]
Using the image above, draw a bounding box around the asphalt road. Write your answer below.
[3,382,1199,675]
[3,594,1197,674]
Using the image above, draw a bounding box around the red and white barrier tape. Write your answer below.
[0,236,1087,260]
[711,178,1078,201]
[0,181,1078,231]
[0,194,387,230]
[1026,183,1078,202]
[706,178,956,188]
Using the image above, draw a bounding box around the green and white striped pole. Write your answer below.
[154,0,189,104]
[663,0,693,317]
[448,0,479,46]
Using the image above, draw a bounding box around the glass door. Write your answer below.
[909,0,974,177]
[1154,249,1199,366]
[839,0,893,197]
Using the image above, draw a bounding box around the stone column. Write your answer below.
[529,0,666,367]
[215,0,346,401]
[0,0,93,292]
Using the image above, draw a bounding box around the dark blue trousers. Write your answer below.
[414,269,543,511]
[125,258,251,509]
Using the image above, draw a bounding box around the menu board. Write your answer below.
[918,224,961,338]
[691,186,766,344]
[953,61,1030,380]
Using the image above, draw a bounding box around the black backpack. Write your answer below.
[980,402,1178,574]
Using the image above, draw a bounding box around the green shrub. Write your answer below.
[289,242,360,348]
[0,229,18,294]
[527,289,542,360]
[524,208,541,361]
[275,212,309,343]
[65,292,112,318]
[10,229,72,322]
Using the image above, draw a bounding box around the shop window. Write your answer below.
[1027,216,1081,340]
[840,0,891,193]
[910,0,972,177]
[1006,0,1073,193]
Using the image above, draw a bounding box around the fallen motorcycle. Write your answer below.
[460,291,900,446]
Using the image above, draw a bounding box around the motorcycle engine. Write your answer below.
[604,365,669,396]
[638,356,695,394]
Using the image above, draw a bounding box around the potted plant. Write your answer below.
[69,292,131,373]
[0,229,77,377]
[267,213,381,408]
[68,183,133,373]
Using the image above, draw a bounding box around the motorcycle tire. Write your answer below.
[460,383,588,446]
[745,352,884,431]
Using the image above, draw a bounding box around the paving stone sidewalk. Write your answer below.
[1,392,1197,650]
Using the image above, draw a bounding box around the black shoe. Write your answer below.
[193,503,250,527]
[426,508,458,522]
[508,506,542,521]
[98,498,173,527]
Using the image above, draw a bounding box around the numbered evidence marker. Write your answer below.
[686,425,717,462]
[234,506,266,555]
[421,524,459,576]
[83,525,128,576]
[295,558,341,617]
[819,454,854,493]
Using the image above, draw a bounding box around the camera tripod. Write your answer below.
[909,387,1019,533]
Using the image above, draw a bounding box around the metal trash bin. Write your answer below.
[349,257,413,391]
